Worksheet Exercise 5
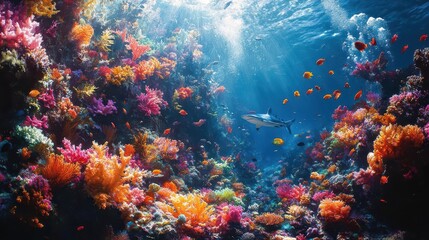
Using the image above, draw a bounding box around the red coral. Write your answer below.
[137,86,168,116]
[125,35,150,61]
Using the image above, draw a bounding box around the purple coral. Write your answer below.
[137,86,168,116]
[38,89,56,109]
[57,138,90,164]
[87,97,117,116]
[0,2,43,51]
[424,122,429,140]
[23,115,48,129]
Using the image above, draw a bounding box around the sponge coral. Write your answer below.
[318,199,351,222]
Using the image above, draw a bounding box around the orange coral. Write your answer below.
[26,0,59,17]
[157,193,215,227]
[318,199,351,222]
[310,172,325,181]
[58,98,81,119]
[84,142,131,209]
[133,132,159,163]
[176,87,193,100]
[123,144,135,157]
[125,35,150,61]
[39,154,80,187]
[153,137,179,160]
[108,65,134,85]
[69,23,94,47]
[162,181,178,193]
[133,57,161,81]
[51,68,63,82]
[255,213,284,226]
[155,57,176,79]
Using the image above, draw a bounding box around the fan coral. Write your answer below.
[57,138,90,164]
[255,213,284,226]
[318,199,351,222]
[87,97,117,116]
[108,65,134,85]
[0,2,44,51]
[153,137,179,160]
[69,23,94,47]
[157,193,215,227]
[137,86,168,116]
[24,115,48,129]
[25,0,59,17]
[125,35,150,61]
[39,153,80,187]
[84,142,131,209]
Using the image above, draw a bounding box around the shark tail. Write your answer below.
[286,119,295,134]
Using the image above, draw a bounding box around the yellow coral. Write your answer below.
[157,193,215,227]
[74,84,97,98]
[108,65,134,85]
[97,29,115,52]
[26,0,59,17]
[285,205,307,220]
[84,142,131,209]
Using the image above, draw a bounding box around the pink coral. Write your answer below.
[38,89,56,109]
[23,115,48,129]
[424,122,429,140]
[57,138,90,164]
[128,188,145,206]
[153,137,179,160]
[312,190,335,202]
[276,183,306,201]
[137,86,168,116]
[0,2,43,51]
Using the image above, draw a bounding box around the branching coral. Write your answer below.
[137,86,168,116]
[133,57,159,81]
[84,142,131,209]
[125,35,150,61]
[57,138,90,164]
[58,98,81,119]
[157,193,215,227]
[87,97,117,116]
[276,183,306,202]
[39,153,80,187]
[318,199,351,222]
[107,65,134,85]
[69,23,94,47]
[24,115,49,129]
[97,29,114,52]
[25,0,59,17]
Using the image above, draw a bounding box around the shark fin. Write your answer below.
[286,125,292,134]
[267,107,272,115]
[256,124,262,131]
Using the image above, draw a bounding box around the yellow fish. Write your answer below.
[28,90,40,98]
[328,70,334,75]
[303,71,313,79]
[273,138,284,146]
[282,98,289,104]
[294,91,300,97]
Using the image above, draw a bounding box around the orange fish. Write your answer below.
[420,34,428,41]
[214,86,226,94]
[401,44,408,54]
[227,126,233,133]
[179,109,188,116]
[303,71,313,79]
[21,147,32,160]
[125,122,131,130]
[380,175,389,184]
[306,88,313,95]
[202,159,209,165]
[294,91,300,97]
[328,70,334,75]
[354,41,367,51]
[152,169,162,175]
[282,98,289,104]
[316,58,325,65]
[111,122,116,128]
[333,90,341,100]
[354,90,363,100]
[163,128,171,135]
[370,37,376,46]
[122,108,127,115]
[323,94,332,100]
[391,34,398,43]
[314,85,321,91]
[28,90,40,98]
[348,148,355,157]
[344,82,350,88]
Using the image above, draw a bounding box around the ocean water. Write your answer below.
[1,0,429,239]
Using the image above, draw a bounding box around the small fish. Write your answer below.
[179,109,188,116]
[77,226,85,231]
[380,199,387,203]
[380,175,389,184]
[316,58,325,65]
[354,90,363,100]
[294,91,300,97]
[193,119,206,127]
[344,82,350,88]
[328,70,334,75]
[333,90,341,100]
[125,122,131,130]
[163,128,171,135]
[306,88,313,95]
[213,86,226,94]
[303,71,313,79]
[314,85,321,91]
[224,1,232,9]
[348,148,355,156]
[251,157,257,162]
[297,142,305,147]
[227,126,233,133]
[152,169,162,175]
[28,90,40,98]
[202,159,209,165]
[354,41,367,51]
[122,108,127,115]
[111,122,116,128]
[323,94,332,100]
[419,34,428,41]
[391,34,398,43]
[273,138,284,146]
[282,98,289,104]
[370,37,377,46]
[401,44,408,54]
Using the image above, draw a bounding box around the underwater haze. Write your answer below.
[1,0,429,239]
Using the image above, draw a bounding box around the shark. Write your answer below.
[241,108,295,134]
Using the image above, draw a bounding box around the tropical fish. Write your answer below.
[122,108,127,115]
[354,90,363,100]
[227,126,233,133]
[391,34,398,43]
[125,122,131,130]
[28,90,40,98]
[213,86,226,94]
[297,142,305,147]
[370,37,376,46]
[354,41,367,51]
[314,85,321,91]
[401,44,408,53]
[380,175,389,184]
[273,138,284,146]
[193,119,206,127]
[323,94,332,100]
[344,82,350,88]
[152,169,162,175]
[328,70,334,75]
[282,98,289,104]
[316,58,325,65]
[224,1,232,9]
[241,108,295,133]
[349,148,355,156]
[294,91,300,97]
[306,88,313,95]
[179,109,188,116]
[202,159,209,165]
[303,71,313,79]
[420,34,428,41]
[111,122,116,128]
